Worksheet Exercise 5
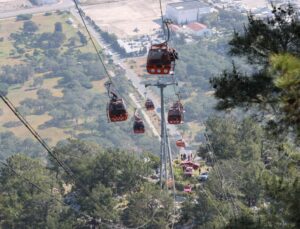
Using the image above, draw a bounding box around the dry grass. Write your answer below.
[83,0,179,38]
[0,12,104,144]
[0,12,93,66]
[0,76,67,144]
[36,13,78,37]
[90,78,107,94]
[0,18,23,66]
[42,78,63,97]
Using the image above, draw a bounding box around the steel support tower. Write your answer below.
[145,81,176,197]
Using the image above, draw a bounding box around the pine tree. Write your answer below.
[210,4,300,136]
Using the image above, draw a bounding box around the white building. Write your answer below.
[166,1,214,24]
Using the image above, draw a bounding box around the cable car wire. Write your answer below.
[0,93,116,221]
[159,0,165,34]
[0,159,66,206]
[201,188,227,224]
[72,0,133,108]
[0,159,127,228]
[72,0,236,224]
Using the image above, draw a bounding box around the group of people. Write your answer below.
[180,152,193,161]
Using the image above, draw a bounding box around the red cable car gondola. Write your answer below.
[145,98,155,111]
[146,21,178,75]
[147,43,173,75]
[133,110,145,134]
[168,101,184,124]
[107,92,128,122]
[176,139,186,148]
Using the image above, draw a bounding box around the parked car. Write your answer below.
[198,172,209,182]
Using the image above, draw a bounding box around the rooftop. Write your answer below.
[168,1,209,11]
[187,22,207,31]
[169,24,181,32]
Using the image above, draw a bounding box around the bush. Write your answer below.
[16,14,32,21]
[23,21,38,33]
[175,182,185,191]
[81,81,93,89]
[3,121,22,128]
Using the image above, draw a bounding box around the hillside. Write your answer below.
[0,11,160,159]
[0,1,299,229]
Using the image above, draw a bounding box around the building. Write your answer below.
[30,0,58,6]
[166,1,214,24]
[169,24,181,32]
[186,22,212,36]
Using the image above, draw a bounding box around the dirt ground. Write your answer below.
[0,0,31,12]
[81,0,300,39]
[83,0,178,38]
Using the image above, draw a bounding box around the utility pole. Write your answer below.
[145,80,176,196]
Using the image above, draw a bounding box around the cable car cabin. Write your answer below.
[168,101,184,124]
[147,43,177,75]
[145,99,155,111]
[133,119,145,134]
[107,98,128,122]
[176,139,186,148]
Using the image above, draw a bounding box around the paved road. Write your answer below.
[0,0,74,19]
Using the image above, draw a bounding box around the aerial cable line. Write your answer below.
[0,159,67,206]
[158,0,227,222]
[0,160,122,228]
[0,94,149,228]
[157,2,180,226]
[72,0,112,82]
[201,188,227,224]
[71,0,133,108]
[158,12,180,101]
[73,0,180,226]
[159,0,166,39]
[0,94,72,176]
[0,93,116,221]
[159,0,232,221]
[166,24,180,101]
